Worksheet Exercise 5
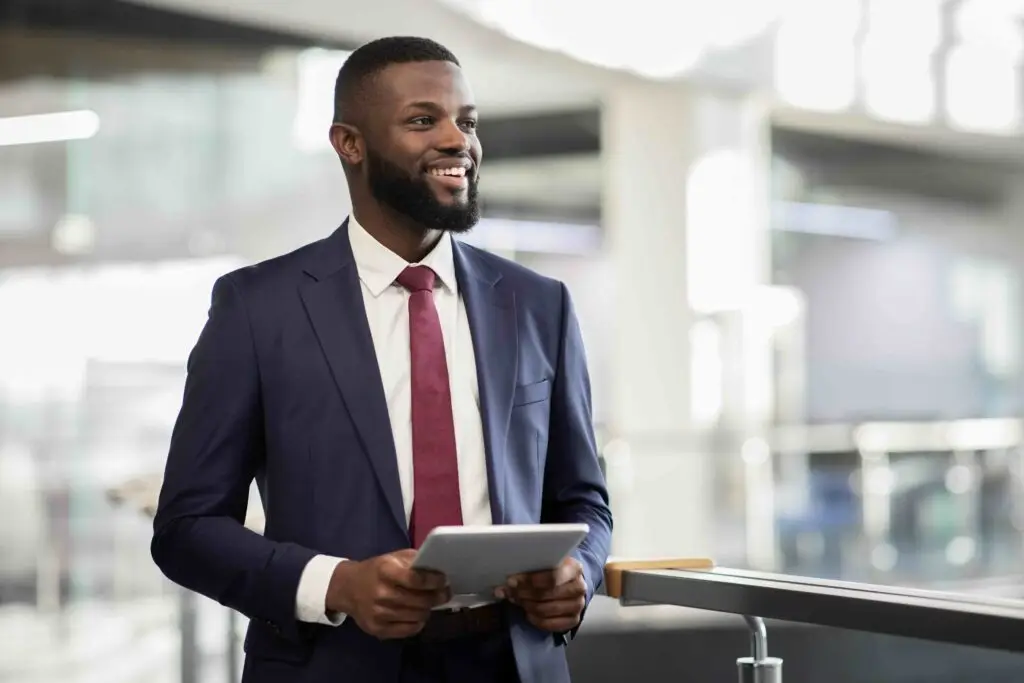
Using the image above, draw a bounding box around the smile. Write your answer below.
[428,167,467,178]
[426,166,470,191]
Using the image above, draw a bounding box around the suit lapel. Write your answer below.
[298,222,407,538]
[454,241,517,524]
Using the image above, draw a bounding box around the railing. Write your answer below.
[105,414,1024,683]
[601,416,1024,574]
[604,559,1024,683]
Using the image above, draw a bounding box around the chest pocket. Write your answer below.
[513,379,551,407]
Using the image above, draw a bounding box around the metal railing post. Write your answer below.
[179,586,199,683]
[227,607,240,681]
[736,616,782,683]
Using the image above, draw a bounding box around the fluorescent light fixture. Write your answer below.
[0,110,100,147]
[772,201,898,240]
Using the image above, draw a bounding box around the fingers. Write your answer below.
[504,574,586,603]
[363,608,430,640]
[358,594,431,640]
[499,561,587,634]
[407,569,448,591]
[378,583,452,611]
[362,581,448,640]
[520,589,585,634]
[357,551,451,640]
[375,562,451,611]
[371,601,435,627]
[520,595,586,620]
[524,609,584,634]
[507,571,554,592]
[389,548,419,564]
[506,568,558,591]
[382,554,449,592]
[517,584,587,634]
[504,557,582,595]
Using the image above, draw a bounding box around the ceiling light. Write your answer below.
[0,110,100,147]
[438,0,782,80]
[52,215,96,255]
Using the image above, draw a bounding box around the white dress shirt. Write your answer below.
[294,216,493,626]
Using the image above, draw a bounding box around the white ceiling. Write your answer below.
[123,0,1024,158]
[121,0,631,115]
[109,0,1024,223]
[7,0,1024,270]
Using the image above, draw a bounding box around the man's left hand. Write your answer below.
[496,557,586,633]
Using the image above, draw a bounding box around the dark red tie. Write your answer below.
[396,266,463,547]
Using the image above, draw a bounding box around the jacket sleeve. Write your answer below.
[151,273,317,643]
[542,282,614,643]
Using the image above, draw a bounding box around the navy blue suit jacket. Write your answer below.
[151,222,613,683]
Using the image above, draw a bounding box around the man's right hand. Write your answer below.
[325,549,450,639]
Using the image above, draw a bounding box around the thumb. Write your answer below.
[391,548,418,566]
[557,557,580,585]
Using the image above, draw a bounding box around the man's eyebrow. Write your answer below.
[403,101,478,115]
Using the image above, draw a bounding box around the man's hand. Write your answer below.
[497,557,586,633]
[326,549,450,640]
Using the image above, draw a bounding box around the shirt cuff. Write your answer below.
[295,554,347,626]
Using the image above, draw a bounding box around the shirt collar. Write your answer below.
[347,214,458,298]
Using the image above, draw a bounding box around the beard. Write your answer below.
[365,149,480,234]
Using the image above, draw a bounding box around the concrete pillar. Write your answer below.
[601,80,775,563]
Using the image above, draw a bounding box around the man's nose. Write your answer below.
[436,118,470,152]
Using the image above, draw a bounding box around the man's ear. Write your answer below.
[330,123,364,165]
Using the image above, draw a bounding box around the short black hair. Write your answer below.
[333,36,460,124]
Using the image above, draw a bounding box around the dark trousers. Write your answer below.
[399,630,520,683]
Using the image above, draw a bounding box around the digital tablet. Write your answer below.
[411,524,589,599]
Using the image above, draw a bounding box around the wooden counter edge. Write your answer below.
[603,558,716,599]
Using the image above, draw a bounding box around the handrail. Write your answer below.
[605,559,1024,682]
[598,416,1024,455]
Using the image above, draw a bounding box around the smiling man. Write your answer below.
[151,36,612,683]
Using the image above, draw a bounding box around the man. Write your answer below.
[152,36,612,683]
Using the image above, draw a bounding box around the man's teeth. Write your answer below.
[429,167,466,177]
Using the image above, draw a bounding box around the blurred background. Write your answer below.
[3,0,1024,681]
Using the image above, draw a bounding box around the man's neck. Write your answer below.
[351,201,442,264]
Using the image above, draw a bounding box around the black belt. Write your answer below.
[418,602,505,642]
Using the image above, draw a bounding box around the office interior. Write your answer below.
[4,0,1024,681]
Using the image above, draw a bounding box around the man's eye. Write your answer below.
[460,120,478,131]
[410,116,434,125]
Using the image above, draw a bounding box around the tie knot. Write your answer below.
[396,265,436,293]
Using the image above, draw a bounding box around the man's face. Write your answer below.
[362,61,482,233]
